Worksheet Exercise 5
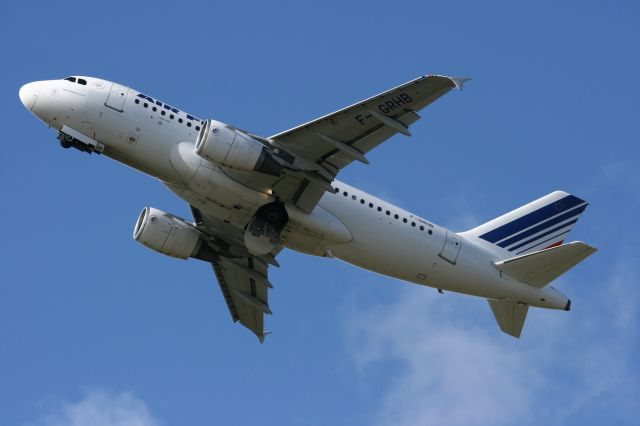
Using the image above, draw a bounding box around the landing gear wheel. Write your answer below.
[260,202,288,229]
[59,133,74,149]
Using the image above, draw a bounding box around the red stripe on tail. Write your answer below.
[543,241,564,250]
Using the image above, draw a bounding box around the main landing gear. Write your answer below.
[244,201,289,256]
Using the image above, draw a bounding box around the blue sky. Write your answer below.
[2,1,639,425]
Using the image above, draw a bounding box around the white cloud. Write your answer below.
[29,389,160,426]
[344,258,640,426]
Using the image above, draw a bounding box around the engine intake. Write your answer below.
[195,119,282,175]
[133,207,202,259]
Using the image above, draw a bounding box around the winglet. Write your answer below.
[448,77,471,90]
[258,331,273,344]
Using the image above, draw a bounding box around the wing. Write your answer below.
[265,74,468,212]
[190,205,278,342]
[212,256,273,342]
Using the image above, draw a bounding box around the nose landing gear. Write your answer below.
[57,131,103,154]
[56,125,104,155]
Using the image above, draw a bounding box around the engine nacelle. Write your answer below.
[133,207,201,259]
[195,119,282,175]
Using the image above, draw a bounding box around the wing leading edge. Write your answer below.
[268,75,468,212]
[218,75,469,214]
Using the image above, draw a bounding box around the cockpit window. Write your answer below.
[64,76,87,85]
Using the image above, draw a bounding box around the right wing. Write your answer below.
[190,205,278,342]
[212,256,273,342]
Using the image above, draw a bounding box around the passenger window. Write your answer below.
[343,191,348,196]
[187,122,192,127]
[411,222,416,227]
[352,195,357,200]
[386,210,390,216]
[334,188,340,193]
[428,229,433,235]
[178,118,183,123]
[377,207,382,212]
[368,203,373,208]
[403,218,407,223]
[135,99,140,104]
[394,214,399,219]
[196,126,201,131]
[170,114,175,119]
[420,225,424,231]
[152,106,157,112]
[78,79,87,85]
[360,199,365,204]
[143,103,148,108]
[161,110,166,116]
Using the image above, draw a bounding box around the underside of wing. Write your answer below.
[270,75,468,173]
[218,75,468,213]
[190,205,279,341]
[212,256,273,342]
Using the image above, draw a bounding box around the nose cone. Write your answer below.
[19,82,39,111]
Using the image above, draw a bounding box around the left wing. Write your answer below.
[222,75,468,213]
[270,75,467,169]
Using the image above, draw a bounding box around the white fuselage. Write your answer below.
[19,76,569,310]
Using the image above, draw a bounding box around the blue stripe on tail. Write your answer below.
[496,204,588,248]
[479,195,586,244]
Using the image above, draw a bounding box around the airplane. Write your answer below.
[19,74,596,341]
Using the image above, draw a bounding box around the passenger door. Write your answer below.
[439,230,461,264]
[104,82,128,112]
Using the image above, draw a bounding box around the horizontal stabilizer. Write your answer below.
[488,299,528,338]
[493,241,597,287]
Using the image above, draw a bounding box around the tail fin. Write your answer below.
[463,191,589,256]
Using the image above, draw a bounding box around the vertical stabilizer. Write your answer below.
[463,191,589,256]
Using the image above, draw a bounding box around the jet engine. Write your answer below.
[195,119,282,175]
[133,207,204,259]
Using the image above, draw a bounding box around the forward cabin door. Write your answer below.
[104,83,128,112]
[439,230,461,264]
